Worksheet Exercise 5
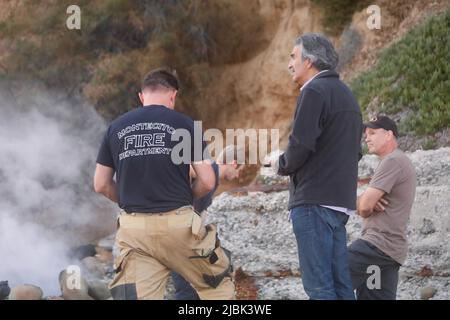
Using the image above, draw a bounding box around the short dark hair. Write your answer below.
[141,68,179,92]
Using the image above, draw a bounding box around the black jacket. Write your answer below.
[278,70,363,210]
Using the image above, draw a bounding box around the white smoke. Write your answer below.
[0,215,69,296]
[0,82,117,296]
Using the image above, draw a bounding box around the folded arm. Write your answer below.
[357,187,386,218]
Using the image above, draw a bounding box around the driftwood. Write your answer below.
[227,182,290,196]
[227,177,372,196]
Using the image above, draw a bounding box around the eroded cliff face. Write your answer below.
[197,0,325,145]
[1,0,448,143]
[197,0,450,149]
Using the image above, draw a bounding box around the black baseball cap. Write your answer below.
[364,115,398,138]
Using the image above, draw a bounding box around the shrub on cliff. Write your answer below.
[351,8,450,135]
[0,0,264,120]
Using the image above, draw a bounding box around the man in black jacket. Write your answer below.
[274,33,363,300]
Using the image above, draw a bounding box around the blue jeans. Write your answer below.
[171,271,200,300]
[291,205,355,300]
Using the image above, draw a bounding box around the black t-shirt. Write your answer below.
[96,105,208,213]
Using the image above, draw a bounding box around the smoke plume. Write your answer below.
[0,81,117,295]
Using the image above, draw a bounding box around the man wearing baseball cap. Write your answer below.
[364,115,399,138]
[349,115,417,299]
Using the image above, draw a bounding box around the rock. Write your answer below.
[46,296,64,300]
[163,275,176,300]
[104,265,115,279]
[68,244,97,261]
[204,148,450,299]
[419,218,436,235]
[420,287,437,300]
[59,269,93,300]
[95,246,113,263]
[336,26,362,71]
[97,233,115,249]
[358,148,450,186]
[207,191,298,275]
[435,128,450,148]
[82,256,106,278]
[0,281,11,300]
[358,154,379,178]
[256,277,308,300]
[417,265,434,277]
[9,284,43,300]
[87,279,111,300]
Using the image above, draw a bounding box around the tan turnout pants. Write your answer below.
[109,206,235,300]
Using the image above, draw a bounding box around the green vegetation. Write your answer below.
[422,137,438,150]
[311,0,370,35]
[0,0,264,120]
[351,8,450,136]
[1,1,448,139]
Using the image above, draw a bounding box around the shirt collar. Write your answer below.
[300,69,329,91]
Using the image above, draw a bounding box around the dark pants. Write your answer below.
[171,271,200,300]
[291,205,355,300]
[348,239,401,300]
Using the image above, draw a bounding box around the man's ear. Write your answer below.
[388,130,396,141]
[171,90,178,104]
[138,92,144,105]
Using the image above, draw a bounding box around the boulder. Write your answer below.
[420,287,437,300]
[9,284,43,300]
[68,244,97,261]
[46,296,64,300]
[82,256,106,278]
[87,279,111,300]
[95,246,113,263]
[0,281,10,300]
[59,269,93,300]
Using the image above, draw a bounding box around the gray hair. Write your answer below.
[295,33,339,71]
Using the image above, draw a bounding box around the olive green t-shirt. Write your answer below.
[361,149,417,264]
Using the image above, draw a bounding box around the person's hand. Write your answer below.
[269,157,279,174]
[263,150,283,175]
[374,198,388,212]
